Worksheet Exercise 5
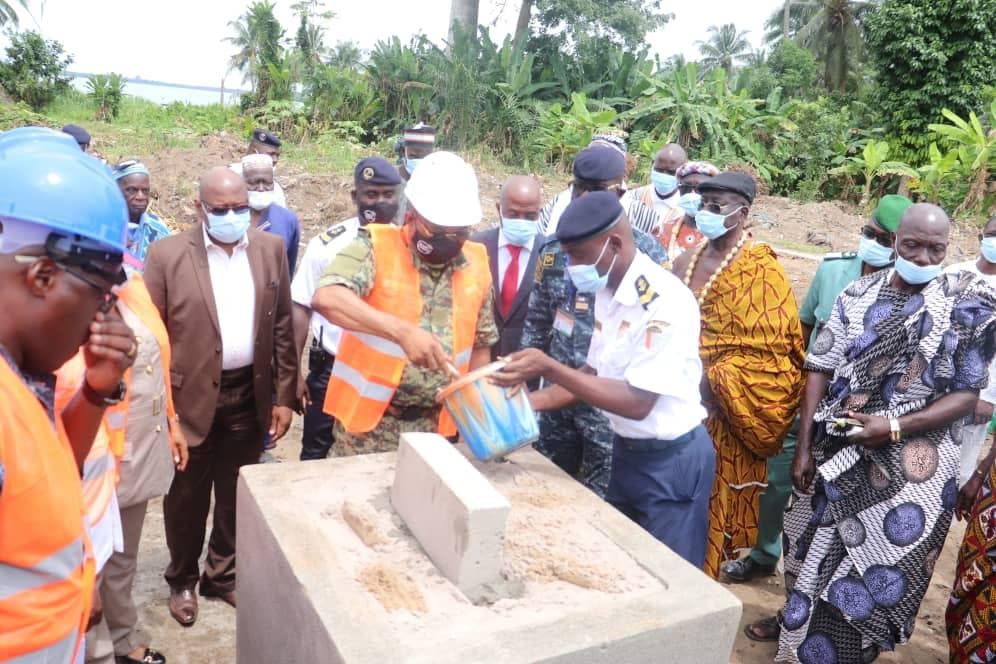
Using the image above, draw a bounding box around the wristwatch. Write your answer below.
[82,378,127,407]
[889,417,902,443]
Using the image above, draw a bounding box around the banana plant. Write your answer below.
[911,142,961,204]
[830,138,917,207]
[929,102,996,214]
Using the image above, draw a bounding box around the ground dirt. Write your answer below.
[125,139,973,663]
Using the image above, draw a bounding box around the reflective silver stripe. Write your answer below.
[0,537,84,601]
[453,349,472,369]
[331,362,394,403]
[82,451,113,481]
[8,626,79,663]
[105,411,125,429]
[349,331,405,359]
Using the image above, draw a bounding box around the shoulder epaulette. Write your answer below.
[634,275,659,310]
[318,224,349,245]
[823,251,858,261]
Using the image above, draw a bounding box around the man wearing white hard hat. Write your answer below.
[312,151,498,455]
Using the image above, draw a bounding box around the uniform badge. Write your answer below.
[574,295,589,313]
[362,167,375,181]
[542,254,555,268]
[618,320,631,336]
[534,259,545,283]
[634,275,659,310]
[319,224,348,245]
[644,321,669,350]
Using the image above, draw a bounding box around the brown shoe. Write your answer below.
[200,586,236,608]
[168,588,197,627]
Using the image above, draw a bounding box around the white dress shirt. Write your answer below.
[290,218,360,355]
[586,251,707,440]
[497,228,535,293]
[203,225,256,370]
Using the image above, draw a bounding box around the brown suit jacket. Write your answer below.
[143,226,298,447]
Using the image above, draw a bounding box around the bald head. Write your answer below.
[896,203,950,270]
[197,166,250,233]
[497,175,542,223]
[654,144,687,175]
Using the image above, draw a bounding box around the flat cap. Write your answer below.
[61,123,91,145]
[555,191,624,244]
[354,156,401,186]
[698,172,757,204]
[573,146,626,182]
[873,194,913,233]
[251,128,282,147]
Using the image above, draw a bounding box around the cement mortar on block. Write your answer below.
[390,433,511,595]
[237,446,742,664]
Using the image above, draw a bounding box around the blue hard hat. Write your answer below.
[0,129,128,253]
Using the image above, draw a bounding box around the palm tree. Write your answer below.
[328,41,363,70]
[0,0,30,26]
[763,1,878,91]
[224,0,285,99]
[697,24,752,74]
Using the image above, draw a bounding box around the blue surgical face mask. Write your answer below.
[981,237,996,264]
[566,237,616,293]
[405,158,421,174]
[694,206,743,240]
[501,217,538,247]
[894,255,942,285]
[857,235,895,268]
[651,171,678,197]
[204,206,251,244]
[678,192,702,218]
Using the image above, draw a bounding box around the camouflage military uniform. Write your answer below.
[317,229,499,456]
[521,227,668,496]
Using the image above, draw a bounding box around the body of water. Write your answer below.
[69,73,247,106]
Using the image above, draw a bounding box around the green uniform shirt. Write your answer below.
[317,230,499,407]
[798,251,864,348]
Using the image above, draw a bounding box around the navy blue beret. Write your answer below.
[61,124,91,145]
[251,128,282,147]
[573,146,626,181]
[354,156,402,186]
[556,191,624,244]
[698,172,757,204]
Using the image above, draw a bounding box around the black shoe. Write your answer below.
[722,556,775,583]
[116,649,166,664]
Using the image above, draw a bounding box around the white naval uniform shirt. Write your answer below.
[290,218,360,355]
[585,251,707,440]
[203,225,256,370]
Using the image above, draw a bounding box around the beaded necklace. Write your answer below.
[682,233,748,306]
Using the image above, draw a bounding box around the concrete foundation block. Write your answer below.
[390,432,510,594]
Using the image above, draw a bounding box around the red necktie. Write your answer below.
[501,245,522,317]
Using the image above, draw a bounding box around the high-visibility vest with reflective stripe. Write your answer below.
[324,224,491,435]
[0,357,94,662]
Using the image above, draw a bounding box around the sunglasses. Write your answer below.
[414,218,469,241]
[201,202,251,216]
[860,226,892,246]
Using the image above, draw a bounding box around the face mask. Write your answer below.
[651,171,678,197]
[566,237,616,293]
[205,207,251,244]
[413,228,464,265]
[981,237,996,264]
[857,235,895,267]
[678,192,702,218]
[695,207,742,240]
[894,255,942,285]
[359,201,399,225]
[501,217,538,246]
[405,158,421,175]
[248,190,274,211]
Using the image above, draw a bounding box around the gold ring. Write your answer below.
[126,341,138,359]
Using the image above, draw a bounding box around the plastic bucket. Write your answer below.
[435,361,539,461]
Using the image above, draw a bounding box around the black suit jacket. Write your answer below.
[471,227,544,359]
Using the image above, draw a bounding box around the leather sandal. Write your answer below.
[168,587,197,627]
[744,616,781,642]
[116,648,166,664]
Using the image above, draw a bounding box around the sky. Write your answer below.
[17,0,785,90]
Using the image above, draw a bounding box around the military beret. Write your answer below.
[573,146,626,181]
[251,128,282,147]
[873,194,912,233]
[556,191,624,244]
[354,156,401,186]
[698,172,757,204]
[61,124,91,146]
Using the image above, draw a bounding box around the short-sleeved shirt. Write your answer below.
[586,251,707,440]
[317,232,499,407]
[946,259,996,403]
[290,218,360,355]
[798,251,863,348]
[257,203,301,272]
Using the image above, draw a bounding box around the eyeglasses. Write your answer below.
[13,254,118,313]
[201,202,251,216]
[860,226,892,247]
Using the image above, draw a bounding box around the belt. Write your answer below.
[386,404,439,422]
[220,365,254,387]
[617,425,701,452]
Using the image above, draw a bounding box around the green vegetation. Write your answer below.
[4,0,996,219]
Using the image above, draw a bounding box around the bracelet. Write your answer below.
[889,417,902,443]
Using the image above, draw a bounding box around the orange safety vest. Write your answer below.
[0,357,95,662]
[324,224,491,435]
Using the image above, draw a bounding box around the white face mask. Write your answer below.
[248,190,274,211]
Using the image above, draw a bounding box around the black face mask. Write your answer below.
[413,230,464,265]
[358,201,399,225]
